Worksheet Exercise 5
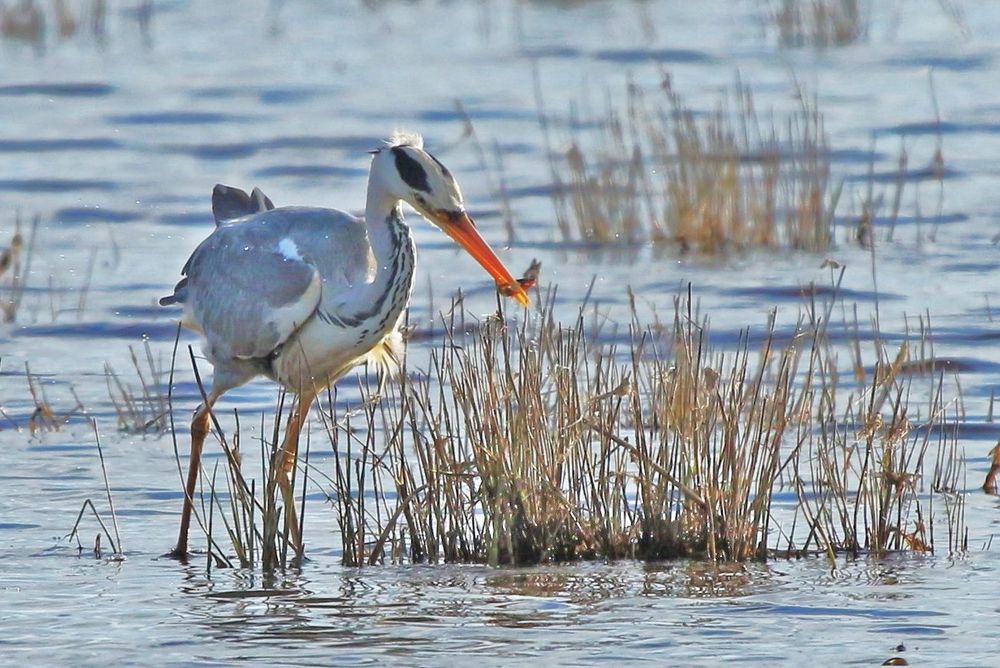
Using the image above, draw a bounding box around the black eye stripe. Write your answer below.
[392,147,432,193]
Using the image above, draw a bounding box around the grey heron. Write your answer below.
[160,132,529,558]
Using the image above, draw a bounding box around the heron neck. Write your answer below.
[364,181,411,269]
[361,182,414,309]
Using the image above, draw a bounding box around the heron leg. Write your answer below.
[275,391,315,553]
[985,443,1000,493]
[171,391,220,559]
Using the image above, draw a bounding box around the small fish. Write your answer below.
[496,259,540,305]
[516,258,541,290]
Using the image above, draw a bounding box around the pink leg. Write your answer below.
[984,443,1000,494]
[171,393,219,558]
[276,391,315,552]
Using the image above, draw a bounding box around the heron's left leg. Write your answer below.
[275,390,316,551]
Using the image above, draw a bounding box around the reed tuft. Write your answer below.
[545,77,839,253]
[772,0,867,48]
[104,342,170,434]
[316,285,965,567]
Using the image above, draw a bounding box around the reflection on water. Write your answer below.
[2,0,1000,663]
[122,555,987,664]
[5,526,999,664]
[179,561,776,647]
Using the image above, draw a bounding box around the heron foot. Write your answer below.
[164,546,192,562]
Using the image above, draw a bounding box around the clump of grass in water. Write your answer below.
[542,75,839,253]
[67,421,125,560]
[771,0,867,48]
[768,0,971,49]
[23,361,86,433]
[104,341,170,434]
[0,0,153,49]
[787,296,968,557]
[321,284,966,567]
[0,213,102,324]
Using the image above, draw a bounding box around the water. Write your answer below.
[2,0,1000,664]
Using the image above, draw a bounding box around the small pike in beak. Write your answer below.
[434,210,530,307]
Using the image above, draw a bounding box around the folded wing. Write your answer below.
[183,227,322,360]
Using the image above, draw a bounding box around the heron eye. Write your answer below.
[414,194,428,207]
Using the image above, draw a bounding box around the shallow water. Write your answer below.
[2,0,1000,664]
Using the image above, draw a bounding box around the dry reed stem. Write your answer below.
[66,421,125,559]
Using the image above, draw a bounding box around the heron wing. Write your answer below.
[179,207,372,361]
[183,229,320,361]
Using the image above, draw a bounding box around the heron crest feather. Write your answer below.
[386,130,423,150]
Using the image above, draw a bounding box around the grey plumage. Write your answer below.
[163,204,394,391]
[158,278,187,306]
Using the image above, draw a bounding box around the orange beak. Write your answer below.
[434,210,529,307]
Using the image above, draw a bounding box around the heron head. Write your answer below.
[371,133,529,307]
[371,132,464,218]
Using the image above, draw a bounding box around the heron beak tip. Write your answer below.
[497,280,530,306]
[436,209,530,308]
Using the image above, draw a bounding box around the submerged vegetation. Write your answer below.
[181,284,967,570]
